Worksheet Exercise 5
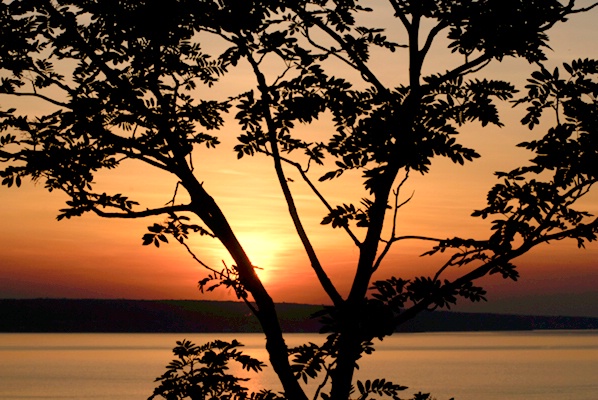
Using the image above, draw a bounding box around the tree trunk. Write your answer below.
[187,182,308,400]
[329,313,363,400]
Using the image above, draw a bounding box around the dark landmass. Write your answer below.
[1,299,597,333]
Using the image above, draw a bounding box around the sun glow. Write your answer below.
[237,232,286,285]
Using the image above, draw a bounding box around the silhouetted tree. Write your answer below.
[1,1,597,399]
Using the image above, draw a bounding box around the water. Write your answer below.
[0,331,596,400]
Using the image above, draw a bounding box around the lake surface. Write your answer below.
[0,331,596,400]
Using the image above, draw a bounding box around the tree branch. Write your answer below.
[38,0,178,173]
[389,235,445,244]
[184,174,311,400]
[10,92,70,109]
[0,149,26,162]
[571,1,598,13]
[180,240,259,316]
[296,8,388,93]
[259,148,362,248]
[29,63,75,96]
[119,149,172,172]
[92,204,192,219]
[423,53,493,91]
[245,49,344,307]
[420,20,449,61]
[432,248,487,282]
[301,27,361,72]
[526,215,598,248]
[373,170,412,272]
[395,214,598,327]
[313,362,334,400]
[528,179,595,242]
[388,0,411,30]
[40,1,129,95]
[540,1,598,32]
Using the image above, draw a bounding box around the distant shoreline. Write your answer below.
[2,298,598,333]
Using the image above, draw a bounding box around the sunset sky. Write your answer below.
[1,2,597,318]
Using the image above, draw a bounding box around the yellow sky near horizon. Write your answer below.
[1,2,597,317]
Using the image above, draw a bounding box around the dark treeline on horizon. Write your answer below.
[1,299,597,333]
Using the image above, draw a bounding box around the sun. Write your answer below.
[236,232,284,284]
[202,230,288,287]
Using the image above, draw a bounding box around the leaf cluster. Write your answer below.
[370,275,487,315]
[57,192,139,221]
[441,0,568,62]
[355,378,408,400]
[320,199,372,228]
[289,336,337,384]
[149,338,283,400]
[0,0,233,220]
[474,60,598,251]
[198,263,249,301]
[312,75,514,192]
[142,215,214,247]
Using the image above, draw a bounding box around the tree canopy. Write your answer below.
[1,1,597,399]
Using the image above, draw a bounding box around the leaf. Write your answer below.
[357,380,365,394]
[142,233,154,246]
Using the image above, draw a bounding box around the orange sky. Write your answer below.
[1,3,597,317]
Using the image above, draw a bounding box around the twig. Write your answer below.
[167,182,182,206]
[372,170,411,272]
[313,362,334,400]
[182,241,258,315]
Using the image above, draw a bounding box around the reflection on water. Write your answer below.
[0,331,597,400]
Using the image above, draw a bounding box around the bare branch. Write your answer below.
[372,241,393,274]
[92,204,192,219]
[313,362,334,400]
[373,169,412,272]
[387,235,445,244]
[272,62,294,87]
[571,1,598,13]
[420,21,449,60]
[10,92,70,109]
[120,150,172,172]
[423,53,493,91]
[168,181,183,206]
[373,234,446,273]
[259,148,362,248]
[245,50,344,307]
[181,240,217,272]
[540,1,598,31]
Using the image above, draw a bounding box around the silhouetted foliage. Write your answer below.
[149,339,285,400]
[1,1,597,399]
